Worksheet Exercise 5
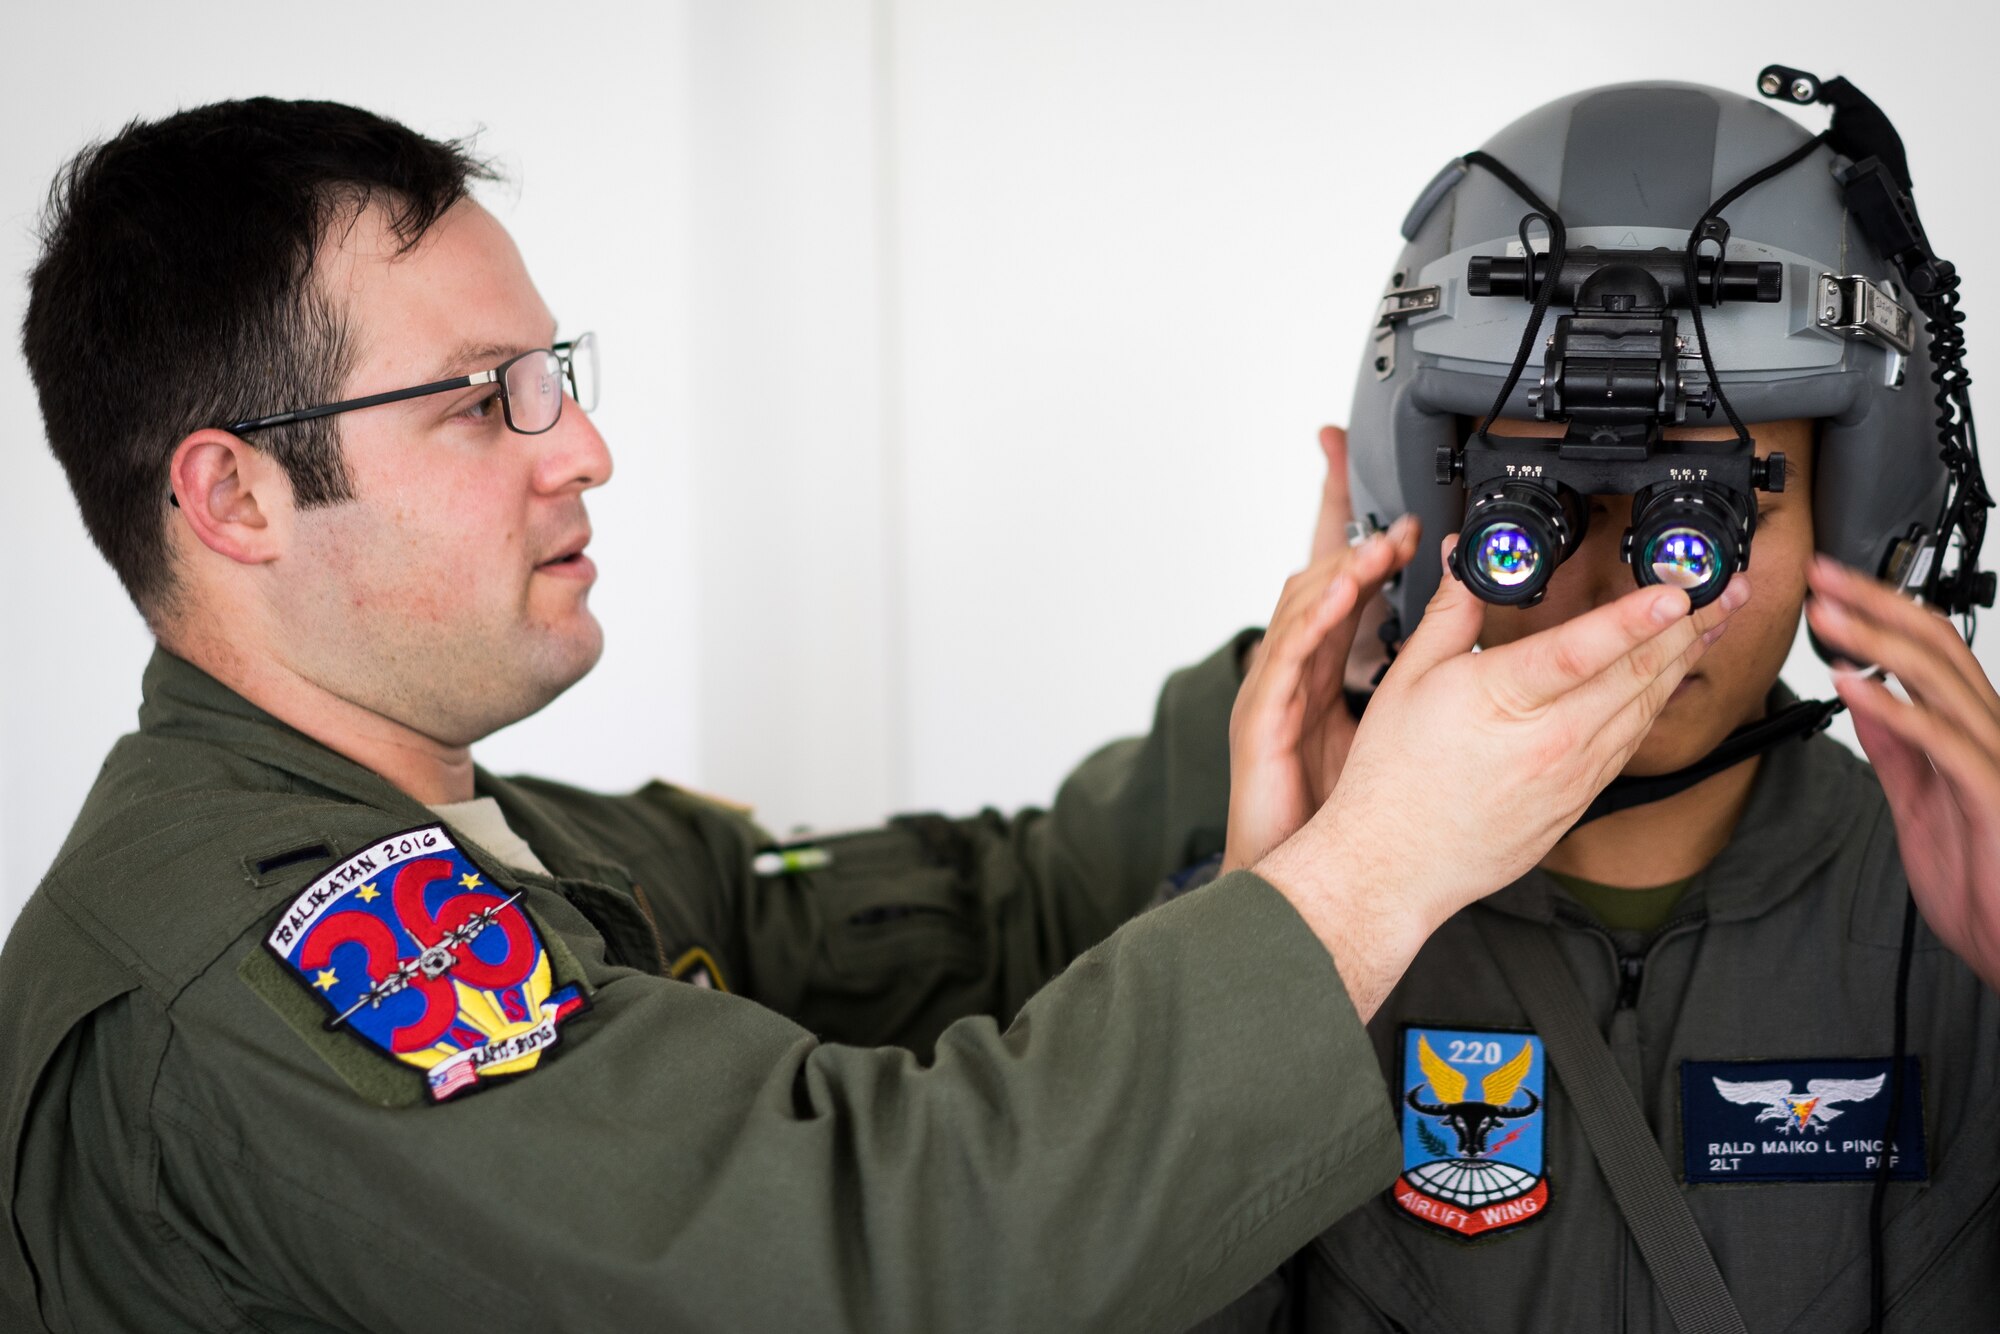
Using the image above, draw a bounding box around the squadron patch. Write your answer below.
[1682,1057,1927,1183]
[1393,1026,1550,1238]
[266,824,587,1103]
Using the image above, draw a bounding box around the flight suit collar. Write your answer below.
[470,773,633,887]
[136,648,665,971]
[1479,682,1863,928]
[138,647,436,821]
[467,777,670,974]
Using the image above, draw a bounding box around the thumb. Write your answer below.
[1392,535,1485,676]
[1309,425,1355,564]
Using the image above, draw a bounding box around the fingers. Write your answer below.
[1806,556,2000,734]
[1346,513,1421,596]
[1260,518,1419,692]
[1473,578,1701,714]
[1835,667,2000,811]
[1261,568,1362,687]
[1392,536,1486,676]
[1587,602,1735,774]
[1310,425,1355,564]
[1836,671,1946,808]
[1571,573,1748,718]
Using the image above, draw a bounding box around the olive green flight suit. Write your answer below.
[1196,708,2000,1332]
[0,642,1400,1333]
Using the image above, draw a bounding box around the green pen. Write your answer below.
[753,847,833,877]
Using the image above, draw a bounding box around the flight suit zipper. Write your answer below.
[1567,906,1708,1332]
[1617,952,1646,1009]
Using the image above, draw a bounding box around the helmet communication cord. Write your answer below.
[1761,65,1992,631]
[1754,68,1985,1332]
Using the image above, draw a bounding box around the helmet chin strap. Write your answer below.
[1571,694,1843,827]
[1342,679,1843,827]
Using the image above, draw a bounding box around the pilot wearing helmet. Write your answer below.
[1191,70,2000,1333]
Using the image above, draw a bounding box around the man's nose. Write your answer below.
[535,401,614,494]
[1579,497,1638,608]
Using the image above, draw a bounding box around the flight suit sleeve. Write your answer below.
[159,871,1399,1334]
[730,632,1259,1050]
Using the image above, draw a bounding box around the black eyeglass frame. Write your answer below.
[222,333,596,437]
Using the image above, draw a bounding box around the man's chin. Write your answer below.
[458,625,604,743]
[535,622,605,706]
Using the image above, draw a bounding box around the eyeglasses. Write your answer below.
[224,331,599,436]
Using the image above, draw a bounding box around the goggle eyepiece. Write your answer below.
[1452,483,1585,607]
[1625,485,1752,609]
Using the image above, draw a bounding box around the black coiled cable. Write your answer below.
[1914,261,1989,639]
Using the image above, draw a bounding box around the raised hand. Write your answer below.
[1224,424,1421,873]
[1255,537,1748,1019]
[1806,556,2000,992]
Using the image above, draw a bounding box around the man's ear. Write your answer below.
[168,430,291,565]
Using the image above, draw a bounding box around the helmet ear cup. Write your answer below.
[1813,335,1949,642]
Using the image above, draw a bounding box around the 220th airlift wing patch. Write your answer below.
[1394,1027,1550,1239]
[266,825,587,1103]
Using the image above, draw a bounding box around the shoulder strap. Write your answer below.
[1474,912,1748,1334]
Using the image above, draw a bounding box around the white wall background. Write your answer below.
[3,0,1996,936]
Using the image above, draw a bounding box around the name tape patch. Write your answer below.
[1682,1056,1925,1183]
[1394,1026,1550,1238]
[267,824,586,1103]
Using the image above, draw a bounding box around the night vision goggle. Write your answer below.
[1439,239,1791,609]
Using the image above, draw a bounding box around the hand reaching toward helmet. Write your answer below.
[1253,538,1748,1019]
[1224,424,1421,873]
[1806,557,2000,993]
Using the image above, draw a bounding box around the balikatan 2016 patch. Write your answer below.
[266,824,587,1104]
[1393,1026,1550,1239]
[1683,1056,1927,1183]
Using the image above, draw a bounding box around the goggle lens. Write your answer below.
[1475,523,1543,589]
[1645,527,1719,591]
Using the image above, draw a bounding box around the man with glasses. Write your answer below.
[0,98,1733,1332]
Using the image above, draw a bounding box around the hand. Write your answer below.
[1247,424,1394,679]
[1806,556,2000,992]
[1306,424,1405,696]
[1224,512,1421,873]
[1257,538,1748,1018]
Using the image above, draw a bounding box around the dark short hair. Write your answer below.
[21,98,493,619]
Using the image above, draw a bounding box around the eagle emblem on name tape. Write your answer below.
[266,824,586,1103]
[1683,1057,1925,1182]
[1710,1074,1885,1132]
[1394,1027,1550,1238]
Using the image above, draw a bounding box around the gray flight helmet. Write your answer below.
[1350,80,1943,650]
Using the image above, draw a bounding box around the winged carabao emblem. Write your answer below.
[1711,1074,1886,1132]
[1407,1033,1540,1157]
